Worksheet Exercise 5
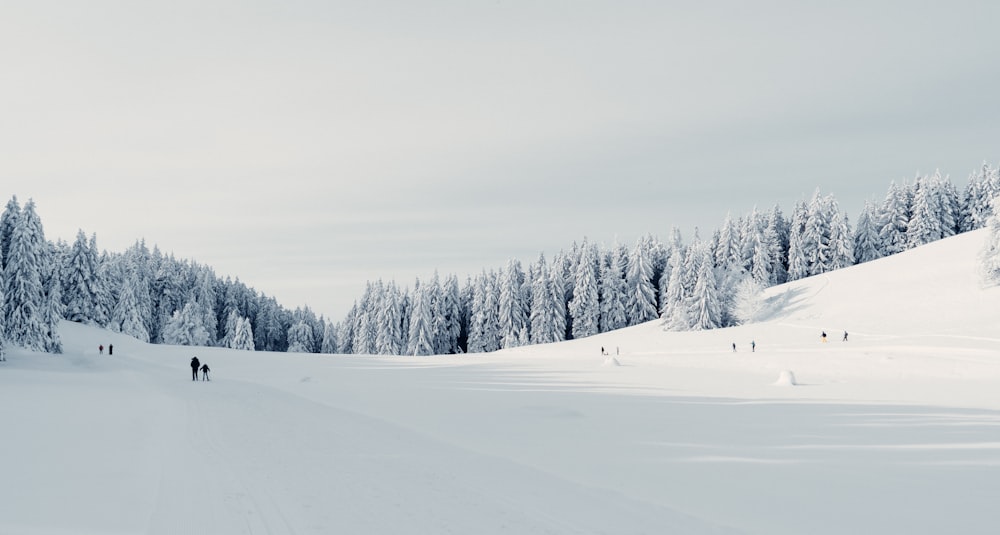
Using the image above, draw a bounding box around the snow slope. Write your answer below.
[2,229,1000,535]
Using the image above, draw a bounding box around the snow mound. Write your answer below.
[774,370,797,386]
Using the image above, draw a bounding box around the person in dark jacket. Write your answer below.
[191,357,200,381]
[201,363,210,381]
[108,344,113,356]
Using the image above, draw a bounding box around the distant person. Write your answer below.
[108,344,113,356]
[99,344,104,355]
[191,356,200,381]
[732,342,737,352]
[201,363,210,381]
[601,346,606,355]
[821,331,827,343]
[842,331,848,342]
[751,340,756,352]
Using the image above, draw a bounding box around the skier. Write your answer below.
[109,344,113,356]
[732,342,737,352]
[201,363,210,381]
[191,356,200,381]
[751,340,756,352]
[99,344,104,355]
[821,331,827,343]
[843,331,848,342]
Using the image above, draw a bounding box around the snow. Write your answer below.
[3,229,1000,534]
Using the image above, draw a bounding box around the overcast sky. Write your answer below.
[3,1,1000,319]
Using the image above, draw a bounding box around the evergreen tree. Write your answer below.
[351,284,376,354]
[375,281,404,355]
[731,276,765,325]
[802,190,832,276]
[91,236,113,327]
[625,239,659,325]
[320,320,336,353]
[568,243,600,339]
[286,321,315,353]
[786,201,809,281]
[3,200,51,351]
[335,305,356,354]
[437,274,462,354]
[599,248,628,332]
[161,300,211,346]
[231,317,255,350]
[714,213,740,271]
[907,175,945,247]
[828,201,854,270]
[0,196,20,271]
[111,273,150,342]
[406,280,435,356]
[981,198,1000,285]
[879,180,911,255]
[548,258,567,343]
[659,249,689,330]
[41,250,63,353]
[853,200,883,264]
[963,162,1000,231]
[498,259,529,348]
[62,230,103,324]
[687,248,722,330]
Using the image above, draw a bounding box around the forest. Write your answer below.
[1,163,998,359]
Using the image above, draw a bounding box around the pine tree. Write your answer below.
[907,175,945,247]
[351,284,376,354]
[981,197,1000,285]
[687,248,722,331]
[853,200,883,264]
[0,196,20,271]
[786,201,809,281]
[161,300,211,346]
[335,305,356,354]
[498,259,529,348]
[437,275,462,354]
[320,320,337,353]
[732,276,765,325]
[3,200,51,351]
[659,249,689,330]
[406,281,435,356]
[41,251,63,353]
[111,273,150,342]
[802,191,832,276]
[879,180,911,255]
[62,230,103,324]
[375,281,404,355]
[599,248,628,332]
[548,257,567,343]
[231,317,255,350]
[828,201,854,270]
[625,239,659,325]
[286,321,315,353]
[568,243,600,339]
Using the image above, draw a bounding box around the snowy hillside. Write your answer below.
[2,229,1000,535]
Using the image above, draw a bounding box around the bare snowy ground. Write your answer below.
[2,229,1000,534]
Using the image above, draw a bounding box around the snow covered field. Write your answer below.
[3,229,1000,535]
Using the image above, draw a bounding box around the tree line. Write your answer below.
[0,196,327,360]
[0,163,997,360]
[333,164,1000,355]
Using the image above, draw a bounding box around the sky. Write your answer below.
[3,0,1000,319]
